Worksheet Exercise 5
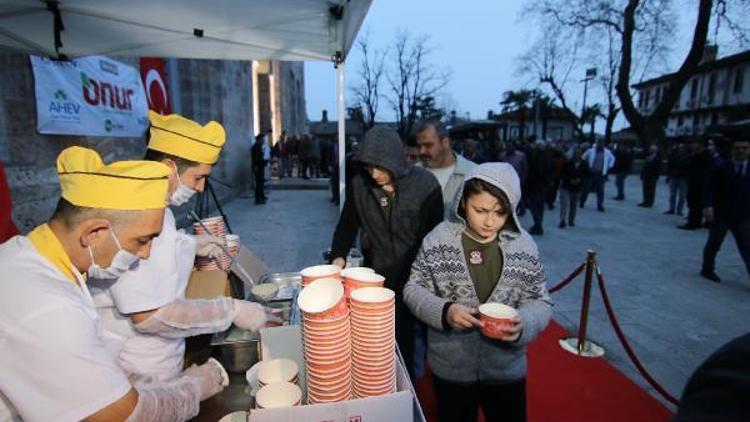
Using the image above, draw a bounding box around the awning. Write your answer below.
[0,0,371,61]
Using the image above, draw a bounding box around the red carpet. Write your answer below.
[415,320,674,422]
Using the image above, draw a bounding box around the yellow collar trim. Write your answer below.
[28,224,78,284]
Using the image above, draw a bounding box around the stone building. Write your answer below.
[633,48,749,139]
[0,53,306,232]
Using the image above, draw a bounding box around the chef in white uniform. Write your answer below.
[0,147,226,421]
[90,111,272,383]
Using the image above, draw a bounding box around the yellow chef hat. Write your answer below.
[147,111,226,164]
[57,146,171,210]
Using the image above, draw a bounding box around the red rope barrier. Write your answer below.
[596,270,681,406]
[548,262,586,294]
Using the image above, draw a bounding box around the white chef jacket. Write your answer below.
[0,236,131,422]
[91,208,197,381]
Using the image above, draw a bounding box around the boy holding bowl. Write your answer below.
[404,162,552,422]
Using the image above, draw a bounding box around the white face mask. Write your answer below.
[87,227,140,279]
[169,164,197,206]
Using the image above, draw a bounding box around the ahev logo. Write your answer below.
[81,72,135,111]
[48,89,80,114]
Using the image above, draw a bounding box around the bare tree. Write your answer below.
[524,0,749,145]
[350,31,387,129]
[385,31,451,139]
[517,21,587,138]
[617,0,713,145]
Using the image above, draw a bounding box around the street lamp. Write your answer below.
[581,68,597,141]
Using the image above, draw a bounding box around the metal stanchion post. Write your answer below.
[559,250,606,357]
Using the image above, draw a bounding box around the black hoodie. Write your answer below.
[330,126,443,294]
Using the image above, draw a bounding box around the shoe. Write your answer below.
[613,196,624,201]
[597,206,605,212]
[700,270,721,283]
[677,224,699,230]
[677,211,684,216]
[579,203,585,208]
[568,220,575,227]
[559,221,566,228]
[528,226,544,235]
[664,210,675,215]
[638,203,652,208]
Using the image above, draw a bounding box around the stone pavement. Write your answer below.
[220,175,750,409]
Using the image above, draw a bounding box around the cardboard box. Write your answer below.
[185,269,231,299]
[249,326,426,422]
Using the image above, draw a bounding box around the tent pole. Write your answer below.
[337,61,346,213]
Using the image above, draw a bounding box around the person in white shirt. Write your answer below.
[581,140,616,212]
[91,112,275,384]
[0,147,225,422]
[415,120,476,219]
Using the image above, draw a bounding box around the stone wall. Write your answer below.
[0,54,257,232]
[278,61,307,135]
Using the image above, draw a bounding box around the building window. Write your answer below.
[644,90,651,108]
[690,78,698,99]
[678,115,684,126]
[734,67,745,94]
[707,73,717,104]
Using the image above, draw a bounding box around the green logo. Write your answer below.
[54,89,67,100]
[80,72,90,87]
[105,119,113,132]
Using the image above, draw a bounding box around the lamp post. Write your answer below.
[581,68,597,142]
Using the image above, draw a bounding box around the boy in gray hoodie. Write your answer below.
[404,162,552,422]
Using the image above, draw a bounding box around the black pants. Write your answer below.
[685,184,704,227]
[702,218,750,276]
[582,174,605,208]
[615,172,627,199]
[395,297,415,380]
[433,375,527,422]
[253,166,265,203]
[641,177,658,206]
[527,189,546,230]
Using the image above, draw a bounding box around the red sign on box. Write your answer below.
[139,57,171,115]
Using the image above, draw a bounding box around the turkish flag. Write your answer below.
[139,57,172,115]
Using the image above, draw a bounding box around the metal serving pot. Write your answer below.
[212,327,261,373]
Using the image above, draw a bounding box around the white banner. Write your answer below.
[31,55,149,137]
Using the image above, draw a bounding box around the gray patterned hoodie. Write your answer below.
[403,162,552,383]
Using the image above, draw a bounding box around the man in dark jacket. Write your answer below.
[525,141,552,235]
[638,145,661,208]
[251,134,267,204]
[330,126,444,378]
[680,140,718,230]
[611,143,634,201]
[700,138,750,283]
[673,333,750,421]
[665,143,690,215]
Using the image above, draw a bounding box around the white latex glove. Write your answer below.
[231,300,282,332]
[183,359,226,401]
[194,234,225,258]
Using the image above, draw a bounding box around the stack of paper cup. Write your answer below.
[225,234,240,257]
[193,216,234,272]
[297,278,352,403]
[349,287,397,398]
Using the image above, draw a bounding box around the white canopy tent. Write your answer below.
[0,0,371,209]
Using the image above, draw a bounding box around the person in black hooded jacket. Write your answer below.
[330,125,444,378]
